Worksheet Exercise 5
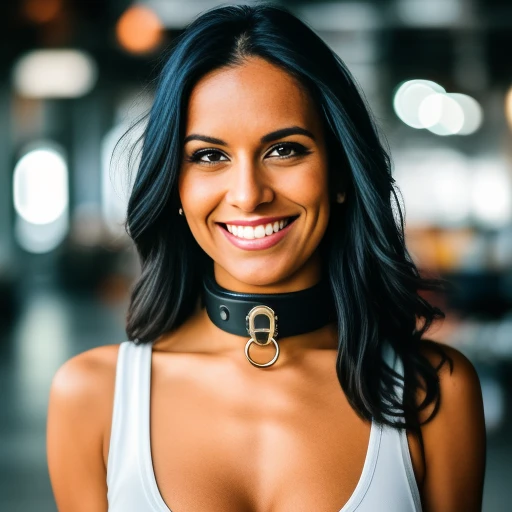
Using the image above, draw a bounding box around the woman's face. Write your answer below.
[179,57,331,292]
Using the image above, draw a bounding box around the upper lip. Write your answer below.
[218,215,295,227]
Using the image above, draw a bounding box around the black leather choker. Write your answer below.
[203,276,335,368]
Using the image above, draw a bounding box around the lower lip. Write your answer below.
[218,220,295,251]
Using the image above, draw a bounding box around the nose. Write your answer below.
[225,157,274,212]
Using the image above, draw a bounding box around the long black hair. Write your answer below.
[123,3,452,449]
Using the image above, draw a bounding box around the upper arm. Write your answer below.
[47,345,119,512]
[419,343,486,512]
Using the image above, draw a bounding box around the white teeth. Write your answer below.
[243,226,255,239]
[254,225,266,238]
[226,218,293,239]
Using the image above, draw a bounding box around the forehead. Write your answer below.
[185,57,321,135]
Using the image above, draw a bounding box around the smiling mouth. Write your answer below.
[220,216,299,240]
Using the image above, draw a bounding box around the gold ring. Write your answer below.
[244,338,280,368]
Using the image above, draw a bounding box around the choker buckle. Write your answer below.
[244,305,280,368]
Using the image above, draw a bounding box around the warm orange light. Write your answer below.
[22,0,62,24]
[116,5,164,55]
[506,87,512,131]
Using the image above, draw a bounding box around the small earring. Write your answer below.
[336,192,346,204]
[178,207,184,216]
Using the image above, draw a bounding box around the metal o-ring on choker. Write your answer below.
[202,276,335,368]
[245,338,280,368]
[244,305,280,367]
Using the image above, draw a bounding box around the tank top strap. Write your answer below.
[381,340,406,424]
[379,341,423,511]
[107,340,154,504]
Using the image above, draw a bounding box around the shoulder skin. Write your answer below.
[47,343,121,512]
[418,340,486,512]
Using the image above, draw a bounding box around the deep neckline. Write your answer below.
[139,341,382,512]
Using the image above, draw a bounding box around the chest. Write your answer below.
[147,353,374,512]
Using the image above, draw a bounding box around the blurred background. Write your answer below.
[0,0,511,510]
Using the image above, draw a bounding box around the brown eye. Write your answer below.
[201,151,225,162]
[275,145,292,156]
[188,149,228,165]
[267,142,309,159]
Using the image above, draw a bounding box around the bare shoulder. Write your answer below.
[50,344,122,430]
[50,343,121,399]
[50,343,124,459]
[417,340,486,512]
[47,343,123,512]
[417,340,485,433]
[419,338,475,377]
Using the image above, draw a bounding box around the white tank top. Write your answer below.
[106,340,422,512]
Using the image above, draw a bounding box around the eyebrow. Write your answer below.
[183,126,316,146]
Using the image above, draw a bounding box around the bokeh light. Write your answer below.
[505,86,512,131]
[450,93,483,135]
[394,79,483,136]
[13,146,69,225]
[116,5,164,55]
[393,79,445,128]
[471,160,512,228]
[418,92,465,135]
[393,148,472,226]
[22,0,62,24]
[13,49,98,98]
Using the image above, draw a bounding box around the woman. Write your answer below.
[47,4,486,511]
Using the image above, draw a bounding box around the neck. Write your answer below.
[201,272,337,368]
[196,308,339,354]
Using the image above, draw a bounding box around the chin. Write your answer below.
[217,263,296,290]
[233,271,289,288]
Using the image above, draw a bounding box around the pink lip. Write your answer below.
[217,215,292,227]
[218,219,296,251]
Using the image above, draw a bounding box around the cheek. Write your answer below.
[178,173,221,248]
[283,162,330,211]
[180,173,216,216]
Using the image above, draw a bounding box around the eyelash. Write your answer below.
[185,142,311,166]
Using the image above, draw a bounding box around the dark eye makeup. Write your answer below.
[184,141,311,166]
